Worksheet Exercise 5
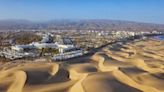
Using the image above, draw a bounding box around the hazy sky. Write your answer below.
[0,0,164,24]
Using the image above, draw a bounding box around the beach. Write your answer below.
[0,38,164,92]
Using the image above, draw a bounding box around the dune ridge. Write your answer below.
[0,39,164,92]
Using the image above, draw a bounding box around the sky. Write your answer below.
[0,0,164,24]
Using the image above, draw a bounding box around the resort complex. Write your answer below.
[0,33,83,60]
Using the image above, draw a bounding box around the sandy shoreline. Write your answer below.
[0,38,164,92]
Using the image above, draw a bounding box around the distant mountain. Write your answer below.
[0,19,164,31]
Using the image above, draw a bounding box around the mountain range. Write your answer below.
[0,19,164,31]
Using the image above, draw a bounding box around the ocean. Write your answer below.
[154,35,164,40]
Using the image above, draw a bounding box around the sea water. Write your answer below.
[154,35,164,40]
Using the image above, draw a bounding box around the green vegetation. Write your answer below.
[15,33,42,44]
[39,48,59,56]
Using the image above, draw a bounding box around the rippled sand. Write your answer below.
[0,39,164,92]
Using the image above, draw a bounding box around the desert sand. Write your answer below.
[0,39,164,92]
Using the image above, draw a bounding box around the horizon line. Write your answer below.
[0,18,164,25]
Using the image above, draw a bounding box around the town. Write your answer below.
[0,30,163,62]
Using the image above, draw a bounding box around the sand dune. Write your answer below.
[0,39,164,92]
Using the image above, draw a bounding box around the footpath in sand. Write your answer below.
[0,39,164,92]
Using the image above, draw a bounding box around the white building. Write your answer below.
[3,33,83,60]
[11,45,34,51]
